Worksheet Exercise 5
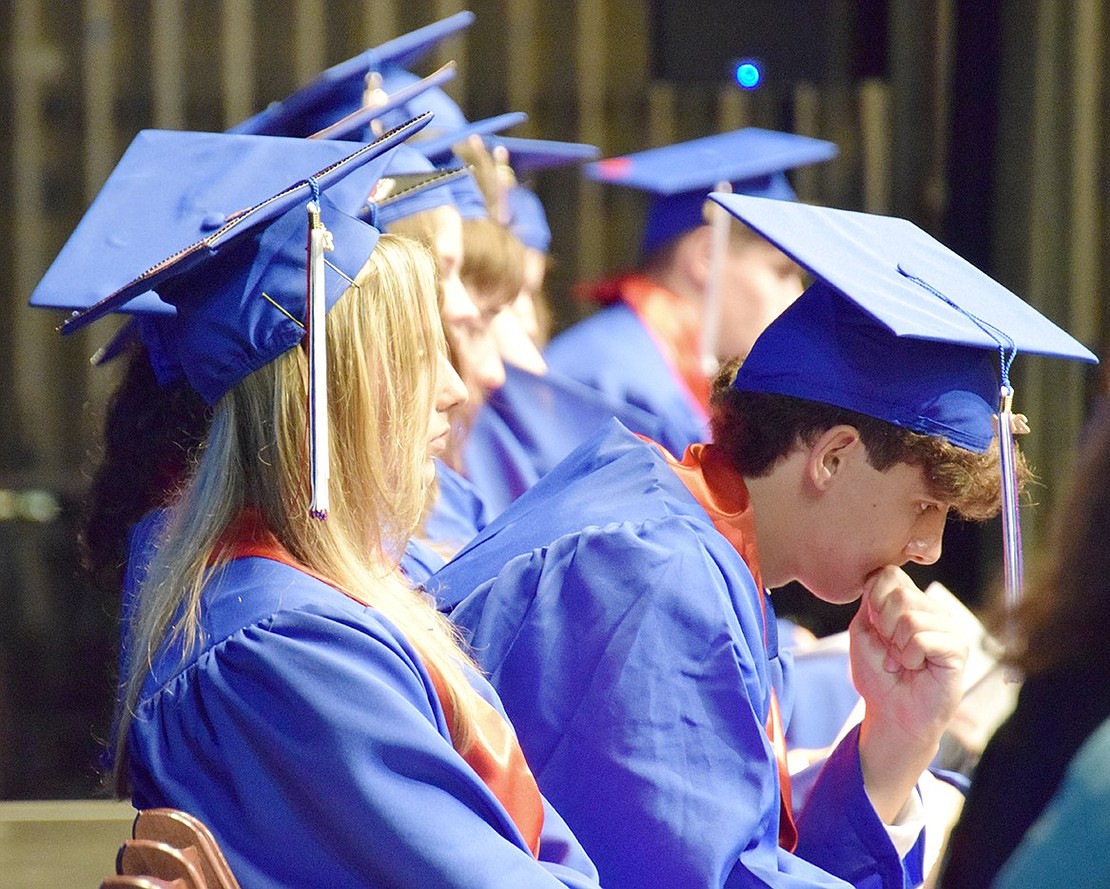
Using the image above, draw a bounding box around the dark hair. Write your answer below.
[79,345,210,594]
[1001,400,1110,676]
[709,358,1028,522]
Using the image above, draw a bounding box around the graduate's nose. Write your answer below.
[436,351,468,412]
[904,511,946,565]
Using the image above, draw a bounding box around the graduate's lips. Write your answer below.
[428,425,451,456]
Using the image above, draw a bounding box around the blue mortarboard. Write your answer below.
[587,128,838,256]
[53,117,430,398]
[505,186,550,252]
[711,193,1098,453]
[485,136,600,178]
[362,144,470,229]
[367,65,526,164]
[49,128,429,385]
[228,11,474,136]
[308,62,457,142]
[446,166,490,220]
[31,123,425,323]
[482,137,597,251]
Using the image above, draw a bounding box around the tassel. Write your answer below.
[998,386,1023,649]
[700,180,732,378]
[362,71,388,138]
[306,194,334,520]
[492,142,513,226]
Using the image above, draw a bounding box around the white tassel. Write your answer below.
[492,142,513,226]
[700,180,732,378]
[997,386,1024,681]
[998,386,1024,611]
[307,200,334,520]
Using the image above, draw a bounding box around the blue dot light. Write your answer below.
[734,61,762,90]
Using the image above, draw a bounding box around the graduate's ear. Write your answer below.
[676,225,713,291]
[805,425,862,491]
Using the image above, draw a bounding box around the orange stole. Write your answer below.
[660,443,800,853]
[611,274,712,418]
[219,513,545,857]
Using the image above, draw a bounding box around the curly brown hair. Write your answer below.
[709,358,1031,521]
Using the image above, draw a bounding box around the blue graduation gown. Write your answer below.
[422,459,495,556]
[126,555,601,889]
[463,364,667,515]
[399,535,447,586]
[544,302,709,458]
[400,460,496,587]
[430,420,923,889]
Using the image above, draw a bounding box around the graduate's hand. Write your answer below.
[849,566,968,823]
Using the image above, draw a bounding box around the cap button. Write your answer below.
[200,212,227,231]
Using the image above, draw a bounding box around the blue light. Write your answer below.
[734,60,762,90]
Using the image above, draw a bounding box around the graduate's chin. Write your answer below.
[807,581,865,607]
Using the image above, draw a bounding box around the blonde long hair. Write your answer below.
[113,234,477,792]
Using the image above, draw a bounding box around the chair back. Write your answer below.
[101,876,185,889]
[115,838,205,889]
[132,808,242,889]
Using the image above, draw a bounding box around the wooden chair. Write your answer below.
[114,839,205,889]
[100,876,184,889]
[131,808,242,889]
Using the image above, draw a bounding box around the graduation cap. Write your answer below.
[307,62,458,142]
[34,126,434,389]
[45,117,431,519]
[370,65,527,165]
[481,137,598,250]
[587,127,838,256]
[484,135,600,179]
[445,165,490,220]
[362,143,471,229]
[711,192,1098,611]
[31,124,427,323]
[228,11,474,136]
[505,186,550,252]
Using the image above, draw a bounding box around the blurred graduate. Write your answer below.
[545,129,837,457]
[450,135,678,514]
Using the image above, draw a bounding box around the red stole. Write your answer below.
[661,444,800,853]
[218,511,545,857]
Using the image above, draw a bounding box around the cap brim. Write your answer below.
[309,62,457,141]
[58,114,432,335]
[710,192,1098,363]
[227,11,474,136]
[485,136,600,176]
[412,111,529,163]
[587,128,838,195]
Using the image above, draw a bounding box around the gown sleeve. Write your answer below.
[127,592,601,889]
[450,518,917,889]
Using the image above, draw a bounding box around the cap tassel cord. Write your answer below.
[306,179,334,521]
[899,268,1026,636]
[700,180,732,378]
